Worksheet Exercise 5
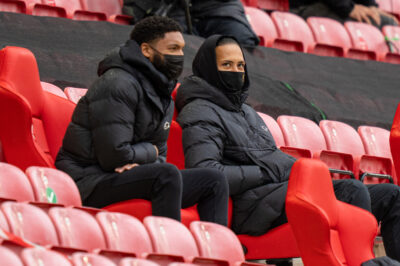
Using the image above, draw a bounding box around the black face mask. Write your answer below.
[151,46,184,81]
[219,71,245,93]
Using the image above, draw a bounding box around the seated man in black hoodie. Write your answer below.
[55,16,228,225]
[176,34,400,260]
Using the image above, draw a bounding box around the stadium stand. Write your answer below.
[257,112,285,147]
[244,6,278,47]
[0,245,24,265]
[0,162,35,201]
[21,247,72,266]
[72,252,116,266]
[286,159,377,266]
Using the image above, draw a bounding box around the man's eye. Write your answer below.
[238,63,245,68]
[222,63,230,67]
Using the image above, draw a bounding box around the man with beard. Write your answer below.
[56,16,229,225]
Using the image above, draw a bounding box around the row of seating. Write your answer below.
[377,0,400,18]
[245,8,400,63]
[0,0,131,24]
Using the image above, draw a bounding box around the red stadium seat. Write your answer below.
[244,7,278,47]
[96,212,153,256]
[21,247,72,266]
[345,21,400,63]
[270,11,315,53]
[240,0,257,7]
[64,87,87,104]
[257,0,289,11]
[390,103,400,184]
[307,17,352,57]
[40,0,103,21]
[382,25,400,54]
[119,258,160,266]
[320,120,395,183]
[41,82,67,99]
[0,162,35,201]
[24,0,67,18]
[0,246,24,265]
[80,0,132,24]
[0,46,75,170]
[256,112,285,147]
[286,158,377,266]
[25,166,82,206]
[49,207,106,251]
[1,202,59,246]
[166,121,185,170]
[72,253,116,266]
[0,0,26,14]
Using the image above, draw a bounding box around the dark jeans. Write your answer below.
[291,2,398,29]
[84,163,229,226]
[272,179,400,261]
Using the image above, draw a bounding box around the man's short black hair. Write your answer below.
[130,16,183,45]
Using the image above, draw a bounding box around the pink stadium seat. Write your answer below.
[286,159,377,266]
[391,0,400,18]
[345,21,400,63]
[21,247,72,266]
[1,202,59,246]
[390,103,400,184]
[0,163,35,201]
[41,82,67,99]
[64,87,87,104]
[382,25,400,54]
[320,120,395,183]
[72,253,117,266]
[80,0,132,24]
[24,0,67,18]
[0,209,9,231]
[0,46,75,170]
[257,0,289,11]
[358,126,392,159]
[190,221,261,266]
[256,112,285,147]
[119,258,160,266]
[25,166,82,207]
[0,0,26,14]
[307,17,353,57]
[377,0,393,13]
[270,11,315,53]
[0,246,24,265]
[244,7,278,47]
[49,207,107,251]
[96,212,153,256]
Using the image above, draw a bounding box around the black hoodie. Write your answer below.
[56,40,175,201]
[176,35,296,235]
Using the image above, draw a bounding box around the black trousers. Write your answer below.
[272,179,400,261]
[84,163,229,226]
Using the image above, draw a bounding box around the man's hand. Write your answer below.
[115,163,139,173]
[350,4,381,25]
[153,145,159,157]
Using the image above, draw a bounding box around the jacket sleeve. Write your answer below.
[320,0,355,18]
[89,81,157,171]
[178,107,265,196]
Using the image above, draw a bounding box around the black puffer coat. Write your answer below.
[56,40,175,201]
[176,35,296,235]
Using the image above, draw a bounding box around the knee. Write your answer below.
[157,164,182,189]
[202,169,229,193]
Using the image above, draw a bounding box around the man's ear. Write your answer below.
[141,43,152,59]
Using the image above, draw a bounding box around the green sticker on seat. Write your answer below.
[46,187,57,203]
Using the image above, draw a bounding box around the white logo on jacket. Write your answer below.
[164,122,170,130]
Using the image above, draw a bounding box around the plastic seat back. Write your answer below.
[72,253,116,266]
[0,46,75,170]
[21,247,72,266]
[166,121,185,170]
[96,212,153,255]
[257,112,285,147]
[42,0,83,16]
[0,162,35,201]
[377,0,393,12]
[1,202,59,246]
[143,216,199,258]
[358,126,391,158]
[382,25,400,54]
[25,166,82,206]
[307,17,352,49]
[277,115,327,153]
[271,11,315,52]
[40,82,67,99]
[0,246,24,266]
[257,0,289,11]
[390,103,400,182]
[80,0,122,16]
[244,7,278,46]
[119,258,160,266]
[49,207,107,251]
[190,221,245,265]
[64,87,87,104]
[286,159,376,266]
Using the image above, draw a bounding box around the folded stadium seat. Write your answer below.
[240,0,257,7]
[0,163,35,201]
[390,103,400,184]
[80,0,132,25]
[277,115,356,179]
[24,0,67,18]
[0,46,76,170]
[1,202,59,247]
[166,121,186,170]
[382,25,400,54]
[270,11,316,53]
[64,87,87,104]
[41,82,67,99]
[0,246,24,265]
[307,17,354,57]
[21,247,72,266]
[0,0,26,14]
[320,120,395,183]
[190,221,264,266]
[244,7,278,47]
[257,0,289,11]
[286,159,377,266]
[120,258,160,266]
[40,0,105,21]
[256,112,285,147]
[72,252,117,266]
[345,21,400,63]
